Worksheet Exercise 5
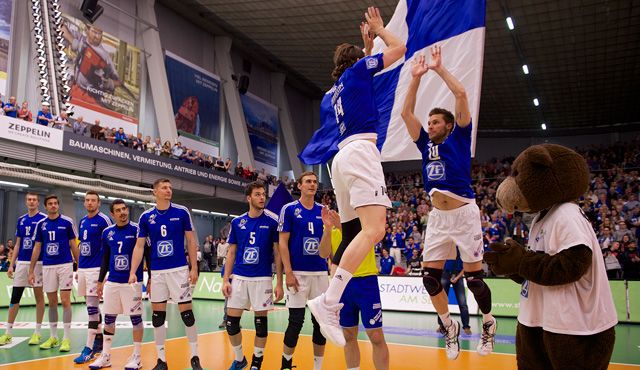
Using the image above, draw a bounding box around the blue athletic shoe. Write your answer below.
[92,334,103,354]
[73,346,95,364]
[229,357,248,370]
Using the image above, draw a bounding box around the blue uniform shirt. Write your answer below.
[102,222,143,283]
[227,211,279,278]
[415,121,475,200]
[278,200,327,273]
[78,212,112,269]
[4,103,17,118]
[36,110,52,126]
[137,203,193,271]
[15,212,47,262]
[379,256,395,275]
[33,215,78,266]
[324,53,385,146]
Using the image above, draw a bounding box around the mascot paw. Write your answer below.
[485,239,526,276]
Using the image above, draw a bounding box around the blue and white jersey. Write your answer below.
[102,222,143,283]
[15,212,47,262]
[137,203,193,271]
[78,212,112,269]
[227,210,279,278]
[322,53,385,148]
[278,200,327,273]
[33,215,78,266]
[415,121,475,201]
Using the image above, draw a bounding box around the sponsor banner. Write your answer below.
[0,115,63,150]
[485,278,522,317]
[240,93,279,175]
[0,0,12,95]
[63,14,142,133]
[165,51,221,153]
[62,132,250,191]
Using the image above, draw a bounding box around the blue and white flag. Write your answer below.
[266,183,294,216]
[299,0,486,164]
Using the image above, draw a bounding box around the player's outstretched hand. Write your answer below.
[365,7,384,35]
[360,21,374,55]
[411,54,429,78]
[428,45,442,71]
[274,284,284,303]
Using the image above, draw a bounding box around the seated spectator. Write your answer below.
[622,241,640,280]
[599,226,614,249]
[114,127,127,146]
[234,162,244,177]
[379,248,395,275]
[224,157,232,172]
[17,101,33,122]
[204,155,213,169]
[171,142,184,159]
[0,244,7,272]
[72,116,88,135]
[52,111,71,130]
[603,248,622,280]
[90,119,105,140]
[161,141,172,157]
[214,156,226,171]
[194,151,206,167]
[132,133,144,151]
[3,96,18,118]
[36,102,53,126]
[406,248,423,276]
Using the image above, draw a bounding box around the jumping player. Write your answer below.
[401,46,497,359]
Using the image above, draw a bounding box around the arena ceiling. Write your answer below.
[161,0,640,132]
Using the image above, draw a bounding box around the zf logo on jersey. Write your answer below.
[239,218,247,230]
[80,242,91,256]
[426,161,446,181]
[366,57,379,69]
[23,238,33,249]
[114,255,129,271]
[243,247,259,264]
[46,243,59,256]
[157,240,174,257]
[303,237,320,256]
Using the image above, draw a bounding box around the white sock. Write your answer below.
[156,345,166,362]
[314,355,324,370]
[325,267,353,305]
[439,312,452,327]
[233,344,244,362]
[347,367,360,370]
[50,322,58,338]
[189,341,198,357]
[103,334,113,355]
[5,323,13,335]
[63,323,71,340]
[86,328,97,348]
[133,342,142,356]
[35,324,42,335]
[482,313,494,323]
[254,346,264,358]
[154,325,167,361]
[283,352,293,361]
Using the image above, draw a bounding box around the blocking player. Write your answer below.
[89,199,145,370]
[0,193,47,346]
[74,191,112,364]
[129,178,202,370]
[278,172,327,370]
[318,208,389,370]
[223,181,284,370]
[307,7,406,346]
[400,46,497,359]
[29,195,79,352]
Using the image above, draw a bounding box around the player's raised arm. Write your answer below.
[365,7,406,69]
[402,54,430,141]
[429,46,471,127]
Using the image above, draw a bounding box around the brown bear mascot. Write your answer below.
[484,144,617,370]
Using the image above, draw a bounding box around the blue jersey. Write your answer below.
[415,122,475,200]
[15,212,47,262]
[137,203,193,271]
[379,256,395,275]
[102,222,143,283]
[78,212,112,269]
[33,215,78,266]
[227,211,279,278]
[36,110,52,126]
[324,53,385,146]
[4,103,17,118]
[278,201,327,273]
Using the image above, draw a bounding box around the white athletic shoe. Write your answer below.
[307,293,345,347]
[444,320,461,360]
[477,318,497,356]
[124,353,142,370]
[89,353,112,369]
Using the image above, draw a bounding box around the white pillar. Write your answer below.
[270,72,303,178]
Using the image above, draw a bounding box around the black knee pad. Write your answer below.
[10,287,25,305]
[331,218,362,265]
[180,309,196,327]
[226,315,241,336]
[465,270,492,314]
[104,314,117,325]
[311,314,326,346]
[283,308,305,347]
[152,310,166,328]
[422,268,444,296]
[88,321,99,330]
[254,316,268,338]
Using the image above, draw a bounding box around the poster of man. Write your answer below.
[62,14,141,133]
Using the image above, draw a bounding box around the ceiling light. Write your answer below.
[533,98,539,106]
[192,209,210,214]
[211,211,228,217]
[506,17,515,30]
[522,64,529,74]
[0,180,29,188]
[229,214,241,218]
[541,123,547,130]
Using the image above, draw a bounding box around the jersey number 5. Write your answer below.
[249,232,256,245]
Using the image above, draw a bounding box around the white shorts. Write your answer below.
[423,202,484,263]
[103,281,143,315]
[285,273,329,308]
[77,267,100,297]
[13,261,43,288]
[150,266,192,303]
[331,140,391,222]
[42,263,74,293]
[228,277,273,311]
